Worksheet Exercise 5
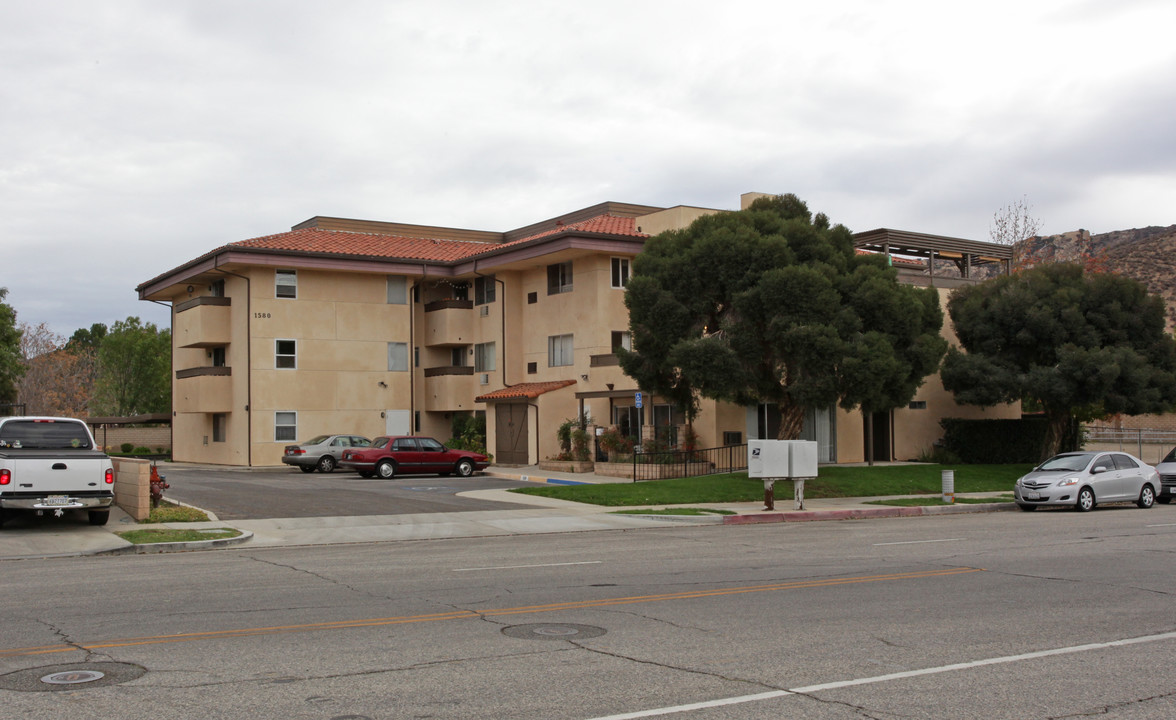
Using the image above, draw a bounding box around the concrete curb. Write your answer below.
[98,530,254,555]
[722,502,1018,525]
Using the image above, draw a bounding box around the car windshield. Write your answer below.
[1163,447,1176,464]
[304,435,331,445]
[0,420,93,450]
[1036,453,1096,472]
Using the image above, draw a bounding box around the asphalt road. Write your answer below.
[161,464,536,519]
[3,508,1176,718]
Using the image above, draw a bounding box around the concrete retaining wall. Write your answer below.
[112,457,151,521]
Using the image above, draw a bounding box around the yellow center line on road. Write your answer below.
[0,566,983,659]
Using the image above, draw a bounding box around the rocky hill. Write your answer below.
[1015,224,1176,328]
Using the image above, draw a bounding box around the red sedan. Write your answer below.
[338,436,490,479]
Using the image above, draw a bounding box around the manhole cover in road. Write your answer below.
[0,662,146,692]
[502,623,607,641]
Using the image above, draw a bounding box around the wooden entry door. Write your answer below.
[495,404,529,465]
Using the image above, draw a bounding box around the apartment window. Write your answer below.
[209,279,225,297]
[723,431,743,445]
[387,276,407,304]
[547,261,573,295]
[414,411,421,432]
[276,270,297,299]
[388,342,409,372]
[527,292,538,304]
[212,413,227,443]
[414,346,420,368]
[611,257,630,288]
[475,275,496,305]
[211,346,227,367]
[611,331,631,352]
[908,401,927,410]
[527,362,537,374]
[275,411,297,442]
[475,342,496,372]
[275,339,296,369]
[453,282,469,301]
[451,347,466,367]
[548,333,574,367]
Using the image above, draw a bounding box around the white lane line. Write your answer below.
[452,561,602,572]
[583,630,1176,720]
[1146,523,1176,528]
[872,538,965,546]
[583,691,793,720]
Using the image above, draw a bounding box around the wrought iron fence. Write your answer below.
[629,443,748,482]
[0,403,26,416]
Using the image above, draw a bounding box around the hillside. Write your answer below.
[1015,224,1176,328]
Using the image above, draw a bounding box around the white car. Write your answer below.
[1014,451,1159,512]
[1154,447,1176,504]
[282,434,371,473]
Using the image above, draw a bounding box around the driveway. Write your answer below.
[160,465,536,520]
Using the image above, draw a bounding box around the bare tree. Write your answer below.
[17,322,95,417]
[989,195,1042,245]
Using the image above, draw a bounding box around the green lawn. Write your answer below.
[509,464,1032,507]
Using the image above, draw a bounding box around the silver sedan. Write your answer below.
[282,434,371,473]
[1014,451,1159,512]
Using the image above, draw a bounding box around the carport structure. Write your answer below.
[853,228,1014,283]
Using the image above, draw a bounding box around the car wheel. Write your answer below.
[1076,487,1096,512]
[317,455,336,473]
[1138,484,1156,509]
[376,460,396,479]
[88,510,110,526]
[456,459,475,477]
[1017,504,1037,512]
[299,465,315,474]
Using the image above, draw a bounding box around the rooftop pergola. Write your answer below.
[853,228,1013,279]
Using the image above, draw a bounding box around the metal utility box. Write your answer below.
[787,440,818,477]
[748,439,818,478]
[748,440,788,478]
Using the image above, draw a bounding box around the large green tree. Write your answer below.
[618,194,947,440]
[0,288,24,405]
[93,317,171,417]
[941,263,1176,458]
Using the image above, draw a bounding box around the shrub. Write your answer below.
[939,416,1080,464]
[121,443,134,453]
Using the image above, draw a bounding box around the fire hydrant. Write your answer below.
[149,464,169,508]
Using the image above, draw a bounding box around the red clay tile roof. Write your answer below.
[232,228,492,262]
[475,380,577,402]
[227,214,647,264]
[509,215,647,244]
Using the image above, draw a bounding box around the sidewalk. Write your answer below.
[0,466,1016,559]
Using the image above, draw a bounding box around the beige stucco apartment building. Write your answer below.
[137,192,1018,468]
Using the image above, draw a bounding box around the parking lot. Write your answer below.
[161,465,535,520]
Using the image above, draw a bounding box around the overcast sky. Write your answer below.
[3,0,1174,339]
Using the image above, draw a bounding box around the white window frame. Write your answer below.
[275,411,297,442]
[475,342,496,372]
[275,339,297,369]
[611,257,630,289]
[547,261,573,295]
[611,330,631,352]
[548,333,574,367]
[387,342,409,372]
[276,269,297,299]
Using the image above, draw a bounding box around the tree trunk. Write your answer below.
[775,396,806,440]
[1042,409,1071,459]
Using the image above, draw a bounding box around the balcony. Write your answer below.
[422,299,473,347]
[175,297,231,348]
[423,366,476,412]
[175,366,232,413]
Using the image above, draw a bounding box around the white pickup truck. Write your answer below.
[0,416,115,527]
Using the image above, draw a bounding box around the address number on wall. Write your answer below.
[254,312,272,319]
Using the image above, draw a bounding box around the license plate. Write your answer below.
[43,495,71,506]
[1027,492,1041,500]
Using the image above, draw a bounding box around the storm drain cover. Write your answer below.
[0,662,146,692]
[502,623,606,641]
